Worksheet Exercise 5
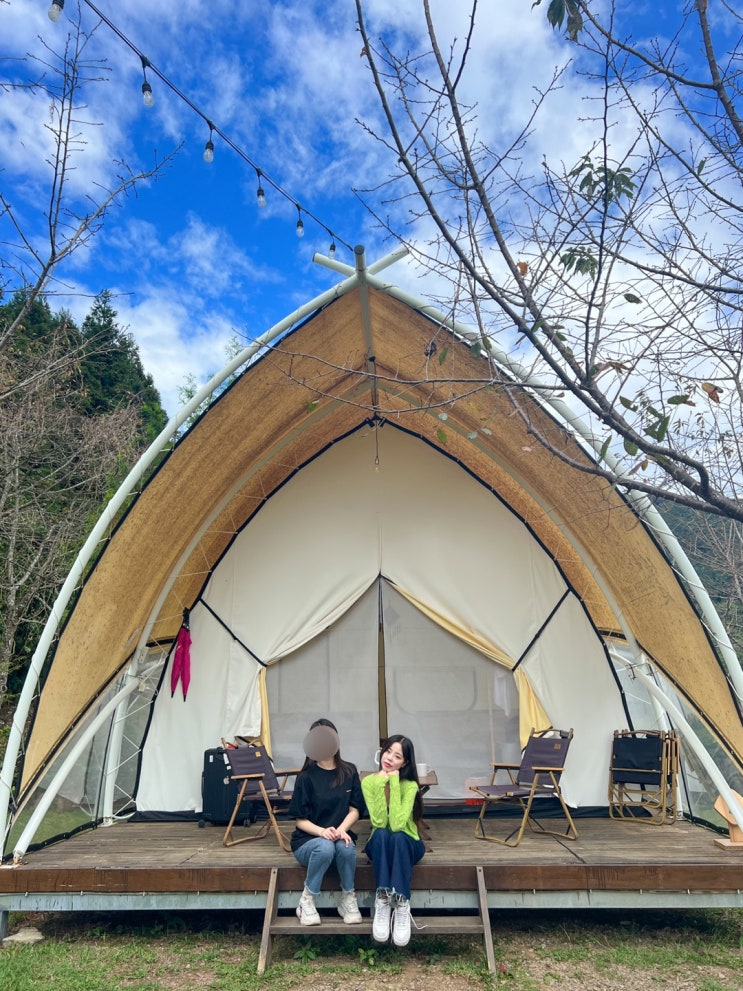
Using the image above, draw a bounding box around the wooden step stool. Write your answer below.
[258,865,495,974]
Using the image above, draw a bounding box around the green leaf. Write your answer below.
[619,395,638,412]
[623,437,639,456]
[646,414,669,442]
[667,394,690,405]
[307,400,319,413]
[438,346,449,365]
[599,437,611,462]
[623,293,642,304]
[436,428,448,445]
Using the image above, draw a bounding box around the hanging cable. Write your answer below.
[46,0,353,251]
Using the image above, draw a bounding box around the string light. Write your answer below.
[140,56,154,107]
[203,124,214,164]
[45,0,353,249]
[329,239,337,259]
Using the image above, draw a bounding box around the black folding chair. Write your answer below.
[470,727,577,846]
[222,743,299,851]
[608,730,679,825]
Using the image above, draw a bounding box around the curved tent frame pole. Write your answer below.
[0,245,407,854]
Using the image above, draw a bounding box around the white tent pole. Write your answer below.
[611,652,743,833]
[1,247,411,851]
[11,676,143,862]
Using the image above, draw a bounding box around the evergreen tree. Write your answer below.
[80,291,168,446]
[0,292,167,701]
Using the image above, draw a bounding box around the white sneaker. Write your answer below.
[391,895,411,947]
[372,891,392,942]
[296,888,321,926]
[338,890,362,924]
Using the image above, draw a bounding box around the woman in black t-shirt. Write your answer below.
[288,718,365,926]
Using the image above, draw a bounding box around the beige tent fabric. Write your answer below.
[392,584,518,669]
[514,669,552,744]
[21,285,743,795]
[392,583,551,747]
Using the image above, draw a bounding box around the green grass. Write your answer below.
[1,908,742,990]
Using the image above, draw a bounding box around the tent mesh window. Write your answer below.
[6,654,164,852]
[610,649,743,830]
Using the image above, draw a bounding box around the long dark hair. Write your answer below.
[302,717,357,785]
[380,733,423,823]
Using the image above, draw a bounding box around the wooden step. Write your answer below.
[269,912,484,936]
[258,866,495,975]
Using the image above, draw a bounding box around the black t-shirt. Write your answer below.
[288,762,365,852]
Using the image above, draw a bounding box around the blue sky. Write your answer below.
[0,1,700,415]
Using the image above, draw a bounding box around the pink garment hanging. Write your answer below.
[170,610,192,700]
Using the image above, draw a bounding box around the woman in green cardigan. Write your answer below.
[361,734,425,947]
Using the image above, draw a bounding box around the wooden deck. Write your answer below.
[2,814,743,910]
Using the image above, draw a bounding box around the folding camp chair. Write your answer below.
[608,730,680,825]
[470,727,578,846]
[222,743,300,851]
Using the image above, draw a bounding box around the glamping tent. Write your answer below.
[3,246,743,858]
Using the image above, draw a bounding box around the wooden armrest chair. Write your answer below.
[222,743,300,851]
[470,727,578,846]
[608,730,679,825]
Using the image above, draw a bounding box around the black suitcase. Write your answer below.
[200,747,243,824]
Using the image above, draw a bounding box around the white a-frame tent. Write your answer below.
[3,247,743,859]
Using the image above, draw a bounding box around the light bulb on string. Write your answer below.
[140,56,154,108]
[203,125,214,163]
[48,0,64,22]
[328,240,337,259]
[296,206,305,238]
[256,170,266,208]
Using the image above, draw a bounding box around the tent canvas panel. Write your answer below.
[137,428,630,809]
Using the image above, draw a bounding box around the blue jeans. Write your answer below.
[364,828,425,900]
[293,837,357,895]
